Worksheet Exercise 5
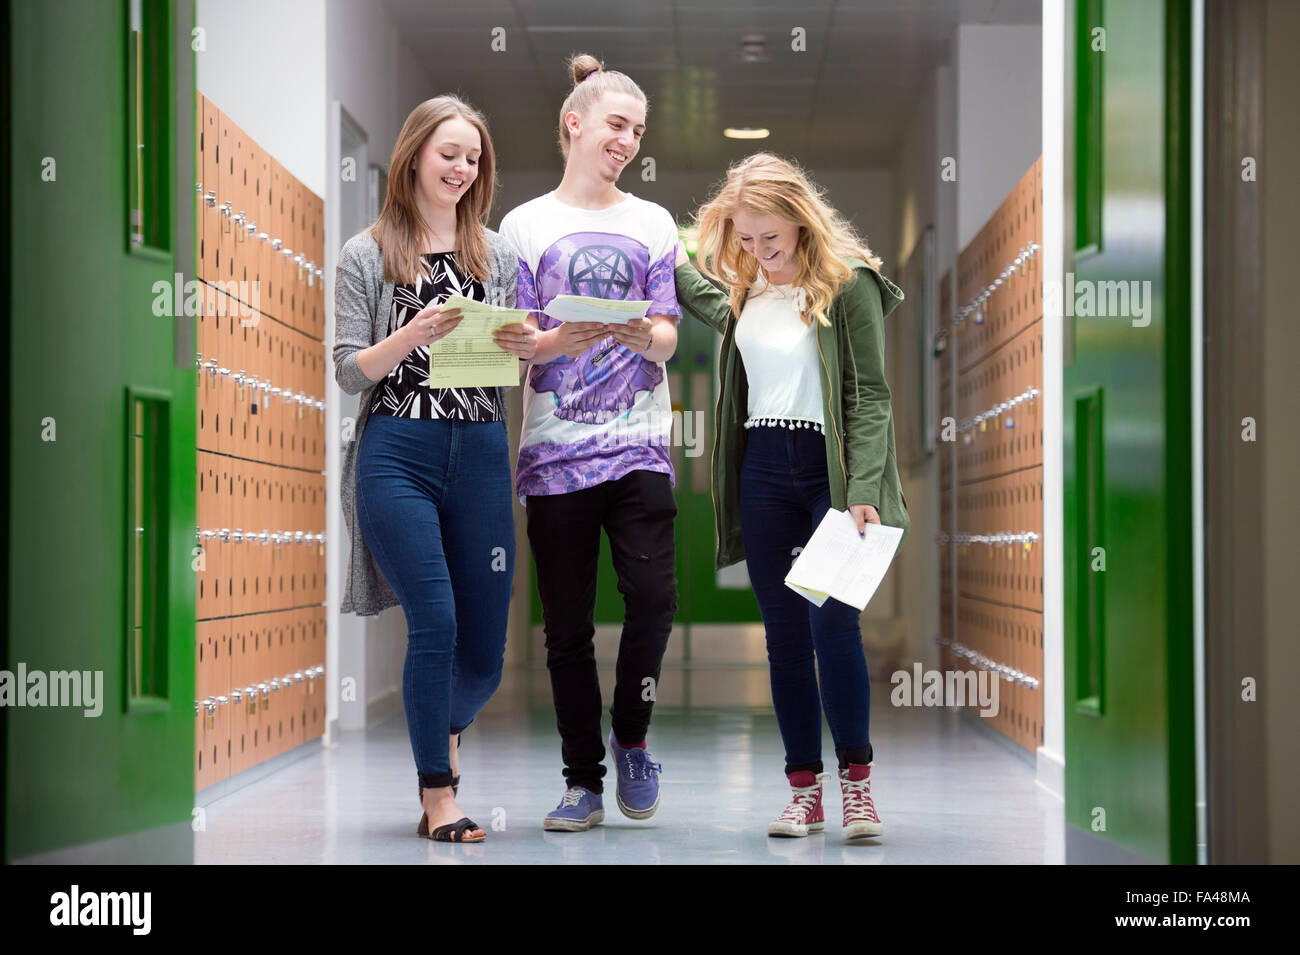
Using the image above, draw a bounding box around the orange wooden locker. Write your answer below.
[287,332,302,469]
[255,151,272,324]
[196,454,217,619]
[312,475,326,605]
[270,158,287,325]
[255,318,274,461]
[300,336,313,471]
[212,458,233,620]
[255,614,274,763]
[230,295,250,459]
[200,98,220,282]
[244,459,263,617]
[225,457,243,617]
[263,464,278,617]
[272,613,290,759]
[197,292,219,454]
[227,618,247,776]
[234,121,256,293]
[285,179,299,333]
[215,622,233,783]
[299,474,312,603]
[291,609,306,748]
[241,461,257,616]
[271,324,286,467]
[295,181,309,332]
[195,619,208,790]
[217,111,238,289]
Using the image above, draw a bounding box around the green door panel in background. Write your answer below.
[1063,0,1196,863]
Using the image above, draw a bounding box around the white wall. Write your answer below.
[1040,0,1066,802]
[195,0,327,196]
[890,57,953,679]
[955,25,1043,250]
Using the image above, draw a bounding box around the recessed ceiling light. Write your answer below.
[739,33,769,63]
[724,127,770,140]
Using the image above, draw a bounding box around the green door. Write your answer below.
[1063,0,1196,862]
[4,0,196,860]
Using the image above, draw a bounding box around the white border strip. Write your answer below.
[1038,0,1067,803]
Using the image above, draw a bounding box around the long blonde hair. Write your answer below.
[556,53,648,162]
[692,153,883,327]
[369,95,496,286]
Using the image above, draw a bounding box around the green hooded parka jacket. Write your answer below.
[673,257,910,569]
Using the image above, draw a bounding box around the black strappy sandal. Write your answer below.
[415,733,472,839]
[417,814,485,843]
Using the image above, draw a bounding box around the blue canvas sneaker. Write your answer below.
[609,730,663,819]
[543,786,605,831]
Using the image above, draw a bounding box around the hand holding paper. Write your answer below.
[543,294,651,325]
[784,509,904,611]
[426,294,533,388]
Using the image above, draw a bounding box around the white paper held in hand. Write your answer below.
[783,509,904,611]
[542,294,651,326]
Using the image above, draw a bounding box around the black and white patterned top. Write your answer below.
[367,251,507,421]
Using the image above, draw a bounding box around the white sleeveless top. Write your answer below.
[734,277,825,433]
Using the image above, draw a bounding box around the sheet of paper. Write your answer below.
[426,295,528,388]
[784,509,904,611]
[543,294,651,325]
[786,582,829,607]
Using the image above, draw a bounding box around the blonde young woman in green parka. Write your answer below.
[673,152,907,840]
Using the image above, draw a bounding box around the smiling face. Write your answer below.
[567,91,645,182]
[732,210,802,285]
[414,115,481,211]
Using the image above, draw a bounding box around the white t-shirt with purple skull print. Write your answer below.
[500,190,682,503]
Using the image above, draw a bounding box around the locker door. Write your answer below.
[1063,0,1195,862]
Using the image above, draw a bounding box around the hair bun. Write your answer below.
[568,52,605,86]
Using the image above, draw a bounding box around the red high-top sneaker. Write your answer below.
[839,762,884,839]
[767,770,828,837]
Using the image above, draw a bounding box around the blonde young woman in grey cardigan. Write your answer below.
[333,96,535,843]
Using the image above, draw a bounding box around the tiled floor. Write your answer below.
[194,666,1064,864]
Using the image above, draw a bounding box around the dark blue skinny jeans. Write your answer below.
[355,413,515,789]
[739,425,874,776]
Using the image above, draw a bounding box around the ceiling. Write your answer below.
[380,0,1040,171]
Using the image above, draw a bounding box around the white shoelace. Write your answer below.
[841,774,880,823]
[559,788,587,808]
[777,774,826,823]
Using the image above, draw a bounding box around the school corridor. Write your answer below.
[2,0,1297,872]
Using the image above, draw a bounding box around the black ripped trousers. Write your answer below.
[525,469,678,794]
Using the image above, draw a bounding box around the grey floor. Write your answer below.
[194,666,1065,864]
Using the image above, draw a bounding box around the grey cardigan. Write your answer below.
[333,228,519,616]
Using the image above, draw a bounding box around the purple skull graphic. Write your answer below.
[531,348,662,425]
[530,239,663,423]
